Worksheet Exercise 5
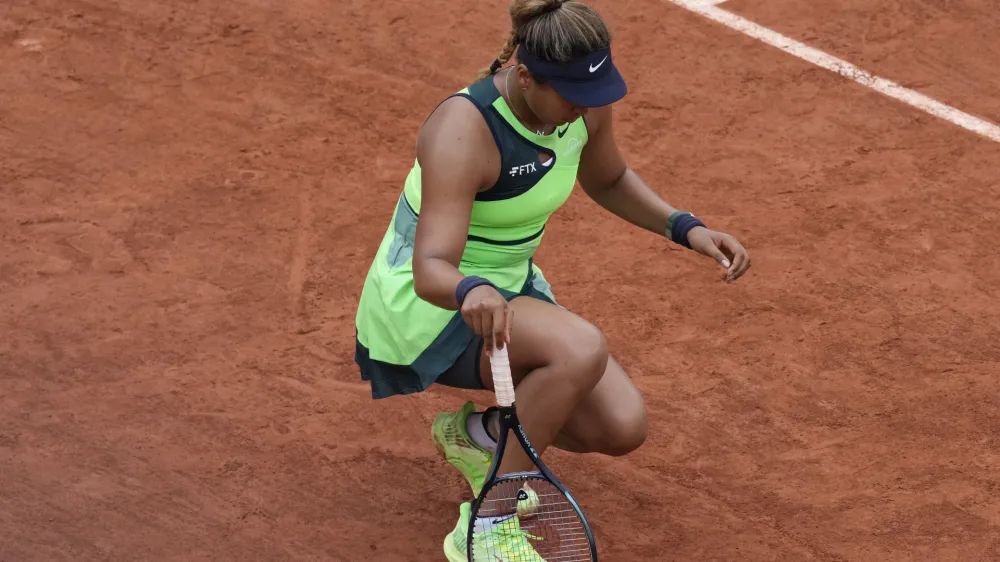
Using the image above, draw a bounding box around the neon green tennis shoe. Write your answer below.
[432,401,493,496]
[443,502,547,562]
[432,402,542,519]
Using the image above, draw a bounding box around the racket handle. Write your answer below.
[489,343,515,407]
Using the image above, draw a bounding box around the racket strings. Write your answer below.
[471,476,594,561]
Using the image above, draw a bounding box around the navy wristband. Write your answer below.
[455,276,496,307]
[668,212,707,249]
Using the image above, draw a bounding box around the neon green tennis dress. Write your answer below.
[354,74,589,399]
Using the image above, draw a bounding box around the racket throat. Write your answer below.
[491,406,543,475]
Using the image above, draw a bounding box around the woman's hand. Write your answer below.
[461,284,513,352]
[687,227,751,282]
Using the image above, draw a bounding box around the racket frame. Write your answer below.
[465,345,598,560]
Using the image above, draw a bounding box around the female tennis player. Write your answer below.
[354,0,751,559]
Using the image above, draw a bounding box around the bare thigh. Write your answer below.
[476,296,648,457]
[475,296,602,388]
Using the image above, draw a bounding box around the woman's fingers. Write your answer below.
[479,306,494,351]
[505,302,514,344]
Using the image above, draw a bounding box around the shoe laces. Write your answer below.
[481,520,544,551]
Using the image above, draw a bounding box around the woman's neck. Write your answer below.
[503,68,552,136]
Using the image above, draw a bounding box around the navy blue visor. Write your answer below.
[518,45,627,108]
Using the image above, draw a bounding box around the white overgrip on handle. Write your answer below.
[489,344,515,407]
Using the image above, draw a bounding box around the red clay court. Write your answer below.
[2,0,999,560]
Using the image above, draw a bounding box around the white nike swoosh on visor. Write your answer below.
[589,56,608,73]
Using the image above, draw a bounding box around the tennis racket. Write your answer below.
[466,343,598,561]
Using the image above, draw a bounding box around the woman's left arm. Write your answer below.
[576,106,752,282]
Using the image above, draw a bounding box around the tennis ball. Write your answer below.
[516,484,540,518]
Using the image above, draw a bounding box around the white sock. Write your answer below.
[473,513,515,535]
[466,411,497,451]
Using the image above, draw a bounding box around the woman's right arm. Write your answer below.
[411,97,512,348]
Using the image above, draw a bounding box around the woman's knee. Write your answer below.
[555,318,609,390]
[553,356,648,456]
[601,404,648,456]
[592,369,648,456]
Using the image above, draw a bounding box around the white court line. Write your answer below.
[667,0,1000,143]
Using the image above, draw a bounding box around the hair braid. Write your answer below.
[477,31,519,81]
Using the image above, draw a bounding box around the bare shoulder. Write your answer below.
[577,104,626,192]
[582,104,613,139]
[416,94,500,192]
